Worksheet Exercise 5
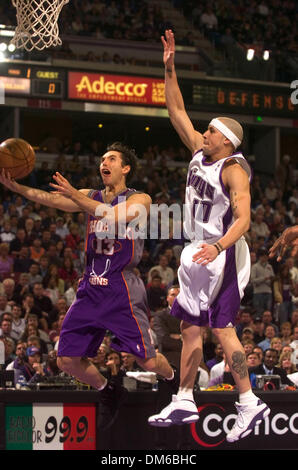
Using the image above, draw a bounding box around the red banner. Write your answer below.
[63,403,96,450]
[68,71,165,106]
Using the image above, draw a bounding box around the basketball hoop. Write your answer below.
[10,0,69,51]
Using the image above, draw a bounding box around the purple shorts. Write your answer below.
[58,271,156,359]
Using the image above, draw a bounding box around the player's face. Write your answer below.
[202,125,227,156]
[166,287,179,307]
[99,151,130,185]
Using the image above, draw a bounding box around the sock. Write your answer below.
[239,389,259,406]
[177,387,194,402]
[165,369,174,381]
[97,378,108,391]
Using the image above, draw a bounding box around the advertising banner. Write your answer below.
[189,400,298,449]
[68,71,165,106]
[5,403,96,450]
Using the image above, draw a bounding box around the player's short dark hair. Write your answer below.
[167,284,180,293]
[106,142,137,183]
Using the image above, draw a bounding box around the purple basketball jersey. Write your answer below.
[57,188,156,360]
[85,188,144,279]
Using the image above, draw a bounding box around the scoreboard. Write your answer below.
[0,62,297,118]
[0,64,64,98]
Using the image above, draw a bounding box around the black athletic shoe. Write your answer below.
[98,380,128,430]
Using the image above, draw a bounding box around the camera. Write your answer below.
[256,374,281,390]
[0,370,14,388]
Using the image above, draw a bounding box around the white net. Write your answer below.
[10,0,69,51]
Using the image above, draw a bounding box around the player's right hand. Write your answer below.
[0,168,20,191]
[161,29,175,68]
[192,243,219,266]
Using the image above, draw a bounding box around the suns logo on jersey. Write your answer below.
[89,276,109,286]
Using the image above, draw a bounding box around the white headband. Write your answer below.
[209,118,241,149]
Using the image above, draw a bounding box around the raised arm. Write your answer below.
[162,29,203,154]
[0,169,89,212]
[51,172,151,223]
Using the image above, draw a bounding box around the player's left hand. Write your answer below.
[269,226,298,261]
[50,172,77,199]
[161,29,175,69]
[192,243,218,266]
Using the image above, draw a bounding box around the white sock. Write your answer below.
[97,378,108,391]
[239,389,258,406]
[165,369,174,381]
[177,387,194,402]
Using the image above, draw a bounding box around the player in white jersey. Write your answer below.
[148,30,270,443]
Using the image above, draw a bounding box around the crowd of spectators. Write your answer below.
[2,0,297,80]
[2,1,172,55]
[62,0,168,44]
[0,139,297,391]
[173,0,298,81]
[175,0,297,49]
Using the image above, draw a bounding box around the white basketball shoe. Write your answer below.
[226,399,270,442]
[148,395,199,427]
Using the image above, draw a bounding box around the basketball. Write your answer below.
[0,138,36,179]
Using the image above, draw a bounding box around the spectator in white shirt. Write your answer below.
[251,211,270,239]
[200,6,218,30]
[11,304,25,341]
[0,220,16,244]
[290,326,298,367]
[251,248,275,314]
[148,254,174,287]
[55,217,69,240]
[265,180,278,203]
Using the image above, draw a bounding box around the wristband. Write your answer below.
[213,242,224,254]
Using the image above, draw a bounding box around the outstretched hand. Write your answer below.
[50,172,77,199]
[161,29,175,69]
[0,168,20,192]
[269,225,298,261]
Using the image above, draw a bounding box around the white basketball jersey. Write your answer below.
[184,150,251,242]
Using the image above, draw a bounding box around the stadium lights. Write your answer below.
[0,42,7,52]
[246,48,255,61]
[263,50,270,61]
[0,30,14,37]
[8,43,16,52]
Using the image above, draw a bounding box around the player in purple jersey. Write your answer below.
[148,30,270,442]
[0,142,177,430]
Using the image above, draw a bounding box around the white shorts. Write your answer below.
[171,238,250,328]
